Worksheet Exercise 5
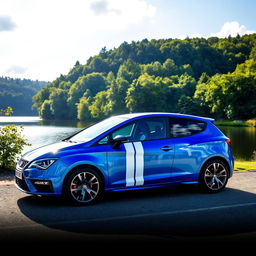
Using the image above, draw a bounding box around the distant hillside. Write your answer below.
[33,34,256,121]
[0,77,47,116]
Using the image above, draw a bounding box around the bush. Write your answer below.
[0,125,30,170]
[246,119,256,127]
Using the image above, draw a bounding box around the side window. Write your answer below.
[97,117,168,145]
[169,117,206,138]
[131,118,167,141]
[97,123,135,145]
[112,123,135,139]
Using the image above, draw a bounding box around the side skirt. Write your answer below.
[105,180,199,192]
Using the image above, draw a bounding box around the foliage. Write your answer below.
[195,59,256,119]
[0,106,13,116]
[246,119,256,127]
[0,125,30,170]
[32,34,256,121]
[0,77,47,116]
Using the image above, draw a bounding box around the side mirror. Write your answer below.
[112,135,128,149]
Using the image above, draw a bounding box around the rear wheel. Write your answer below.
[199,159,229,193]
[64,168,103,205]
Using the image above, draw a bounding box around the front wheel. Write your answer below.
[64,168,103,205]
[199,159,229,193]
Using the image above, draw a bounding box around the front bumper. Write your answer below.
[15,159,69,196]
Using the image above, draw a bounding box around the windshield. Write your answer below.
[69,116,128,143]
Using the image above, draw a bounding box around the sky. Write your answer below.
[0,0,256,81]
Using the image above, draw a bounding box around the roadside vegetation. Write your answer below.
[234,161,256,171]
[216,119,256,127]
[0,107,30,171]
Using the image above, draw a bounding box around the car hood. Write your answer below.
[22,141,85,162]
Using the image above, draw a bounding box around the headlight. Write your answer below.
[28,158,57,170]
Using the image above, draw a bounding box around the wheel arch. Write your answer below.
[62,164,105,194]
[200,156,231,177]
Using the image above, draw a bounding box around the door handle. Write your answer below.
[160,146,173,151]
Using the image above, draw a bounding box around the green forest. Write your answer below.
[0,77,47,115]
[33,34,256,121]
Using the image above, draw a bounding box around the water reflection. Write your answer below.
[218,126,256,161]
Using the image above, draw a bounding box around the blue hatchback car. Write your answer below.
[15,113,234,205]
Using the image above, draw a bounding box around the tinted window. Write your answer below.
[112,123,135,139]
[131,118,167,141]
[97,117,167,145]
[98,122,136,145]
[169,117,206,138]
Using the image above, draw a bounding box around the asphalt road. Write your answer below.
[1,172,256,246]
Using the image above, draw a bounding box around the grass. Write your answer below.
[215,121,249,127]
[234,160,256,171]
[215,119,256,127]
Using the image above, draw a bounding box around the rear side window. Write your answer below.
[169,117,206,138]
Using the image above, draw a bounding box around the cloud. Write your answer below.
[211,21,256,38]
[90,0,120,15]
[89,0,156,23]
[0,15,16,32]
[6,65,27,75]
[0,0,157,80]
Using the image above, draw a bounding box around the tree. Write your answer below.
[67,73,106,118]
[194,59,256,119]
[89,91,110,119]
[126,74,169,112]
[107,77,129,114]
[40,100,53,119]
[49,88,68,120]
[117,59,141,83]
[177,74,197,97]
[178,95,202,115]
[32,33,256,121]
[77,97,92,121]
[33,86,52,114]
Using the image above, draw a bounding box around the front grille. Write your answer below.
[16,176,30,192]
[18,159,29,169]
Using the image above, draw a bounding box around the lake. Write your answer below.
[0,116,255,161]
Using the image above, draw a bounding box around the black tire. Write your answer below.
[63,167,103,205]
[199,159,229,193]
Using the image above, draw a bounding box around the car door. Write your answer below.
[96,122,136,189]
[169,117,207,182]
[130,117,175,186]
[103,117,175,189]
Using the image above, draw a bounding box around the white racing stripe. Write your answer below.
[133,142,144,186]
[124,143,135,186]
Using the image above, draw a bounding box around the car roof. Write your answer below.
[115,112,214,122]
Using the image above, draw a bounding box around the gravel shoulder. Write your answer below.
[0,170,14,185]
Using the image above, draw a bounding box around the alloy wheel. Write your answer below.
[204,162,228,191]
[70,171,100,203]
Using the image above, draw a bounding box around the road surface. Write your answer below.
[1,171,256,246]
